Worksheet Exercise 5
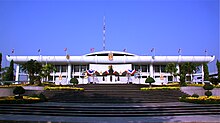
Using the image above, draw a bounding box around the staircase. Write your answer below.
[43,84,188,103]
[0,104,220,117]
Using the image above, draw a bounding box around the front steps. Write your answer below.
[43,84,188,103]
[0,104,220,117]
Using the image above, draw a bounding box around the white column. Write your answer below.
[67,64,72,84]
[176,64,180,82]
[150,64,153,77]
[201,64,204,82]
[52,70,55,83]
[15,65,20,81]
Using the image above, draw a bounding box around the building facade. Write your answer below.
[6,51,215,85]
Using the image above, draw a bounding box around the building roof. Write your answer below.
[6,50,215,64]
[84,51,136,56]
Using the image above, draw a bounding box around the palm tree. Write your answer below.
[40,64,56,82]
[165,63,178,82]
[21,59,42,85]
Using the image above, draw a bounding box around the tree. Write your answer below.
[21,59,42,85]
[209,78,219,86]
[70,78,79,86]
[4,60,14,81]
[40,64,56,82]
[13,86,25,99]
[145,76,155,88]
[180,62,200,83]
[217,60,220,82]
[165,63,178,82]
[203,63,209,81]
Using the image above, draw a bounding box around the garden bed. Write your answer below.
[179,96,220,104]
[0,96,41,104]
[44,86,84,91]
[140,87,180,91]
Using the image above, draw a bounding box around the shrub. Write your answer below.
[209,78,219,86]
[205,91,212,97]
[4,82,11,86]
[203,84,214,90]
[145,76,155,88]
[191,93,199,98]
[13,86,25,98]
[70,78,79,86]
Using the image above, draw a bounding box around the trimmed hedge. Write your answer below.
[0,96,41,104]
[141,87,180,91]
[179,96,220,104]
[44,86,84,91]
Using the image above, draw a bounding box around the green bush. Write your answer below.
[205,91,212,97]
[203,84,214,90]
[209,78,219,86]
[70,78,79,86]
[13,86,25,98]
[4,82,11,86]
[191,93,199,98]
[145,76,155,88]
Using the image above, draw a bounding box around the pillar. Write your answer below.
[176,64,180,82]
[67,64,72,84]
[201,64,204,82]
[15,65,20,81]
[150,64,153,77]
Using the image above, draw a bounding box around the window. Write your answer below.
[186,76,191,81]
[81,65,87,72]
[134,65,140,70]
[161,65,166,72]
[168,76,173,81]
[154,65,160,72]
[55,65,60,72]
[142,65,149,72]
[61,65,67,72]
[74,65,80,72]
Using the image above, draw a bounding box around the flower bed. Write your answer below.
[141,87,180,91]
[44,86,84,91]
[0,96,41,104]
[179,96,220,104]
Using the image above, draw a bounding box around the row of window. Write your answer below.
[54,65,89,72]
[133,65,166,72]
[52,65,167,73]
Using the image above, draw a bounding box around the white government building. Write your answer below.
[6,51,215,85]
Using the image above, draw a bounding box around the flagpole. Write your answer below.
[205,49,207,56]
[103,16,106,51]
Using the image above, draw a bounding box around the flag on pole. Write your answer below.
[205,49,207,56]
[38,49,41,53]
[64,48,67,51]
[123,49,126,52]
[178,48,181,54]
[151,48,154,52]
[90,48,95,53]
[11,49,14,54]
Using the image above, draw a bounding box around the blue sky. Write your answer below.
[0,0,219,72]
